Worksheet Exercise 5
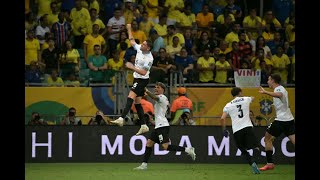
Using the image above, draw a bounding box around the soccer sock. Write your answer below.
[266,150,274,163]
[135,103,146,125]
[143,146,152,163]
[240,148,253,165]
[121,98,134,119]
[252,147,261,163]
[167,145,185,152]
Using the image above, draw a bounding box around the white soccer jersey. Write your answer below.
[133,44,154,79]
[154,94,170,129]
[273,86,294,121]
[223,97,253,133]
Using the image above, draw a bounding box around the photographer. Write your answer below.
[88,111,109,125]
[174,109,196,126]
[60,107,82,125]
[28,112,48,125]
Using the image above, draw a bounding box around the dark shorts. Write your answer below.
[131,78,149,97]
[266,120,295,137]
[149,126,170,144]
[234,126,259,150]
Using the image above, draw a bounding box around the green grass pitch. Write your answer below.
[25,163,295,180]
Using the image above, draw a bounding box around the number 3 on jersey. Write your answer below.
[237,105,243,118]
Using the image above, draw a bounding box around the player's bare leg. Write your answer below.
[260,132,275,171]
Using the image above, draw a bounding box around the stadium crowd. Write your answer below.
[25,0,295,86]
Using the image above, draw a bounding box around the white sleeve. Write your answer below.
[133,44,141,51]
[223,106,228,113]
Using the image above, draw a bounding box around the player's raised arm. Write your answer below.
[258,86,282,98]
[127,24,137,46]
[144,87,159,101]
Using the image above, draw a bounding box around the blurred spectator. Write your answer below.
[131,20,147,44]
[25,29,41,68]
[256,36,272,59]
[60,40,80,79]
[69,0,91,49]
[226,41,243,79]
[216,9,235,25]
[83,24,107,64]
[154,15,168,39]
[139,11,155,37]
[271,46,290,84]
[123,0,135,24]
[51,12,72,50]
[107,7,126,56]
[25,61,42,85]
[174,48,194,83]
[117,31,131,51]
[35,0,53,18]
[251,48,273,76]
[88,45,108,83]
[166,25,185,47]
[149,29,165,57]
[242,8,262,41]
[170,87,193,124]
[218,40,232,55]
[61,0,75,12]
[107,49,124,83]
[145,0,160,24]
[224,23,248,48]
[89,0,100,15]
[88,111,109,125]
[61,107,82,125]
[238,30,253,62]
[87,8,107,36]
[214,53,231,84]
[183,29,195,56]
[196,4,214,37]
[41,37,60,75]
[25,12,38,32]
[64,73,81,87]
[224,0,242,18]
[266,31,284,55]
[150,48,176,83]
[262,23,276,43]
[164,0,184,25]
[197,48,216,83]
[261,10,281,30]
[47,69,64,86]
[166,36,182,59]
[28,112,48,125]
[36,14,50,46]
[192,31,216,58]
[285,14,295,46]
[176,4,196,30]
[215,14,233,40]
[41,32,54,52]
[47,2,59,28]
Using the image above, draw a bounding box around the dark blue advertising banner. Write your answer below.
[25,126,295,164]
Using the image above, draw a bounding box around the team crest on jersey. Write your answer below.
[259,98,273,115]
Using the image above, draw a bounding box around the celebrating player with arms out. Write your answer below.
[111,24,154,135]
[134,82,196,170]
[258,74,295,171]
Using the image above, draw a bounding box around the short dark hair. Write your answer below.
[156,82,166,92]
[69,107,76,112]
[146,39,153,50]
[231,87,242,97]
[270,73,281,84]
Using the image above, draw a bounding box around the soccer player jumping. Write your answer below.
[134,82,196,170]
